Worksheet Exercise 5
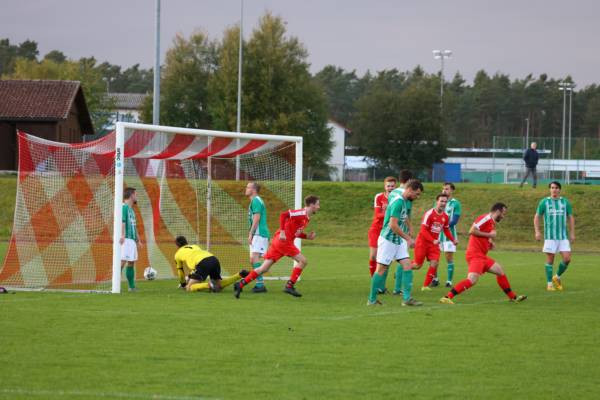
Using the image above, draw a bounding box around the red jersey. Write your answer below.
[418,208,454,243]
[370,192,388,230]
[466,213,495,257]
[277,208,310,240]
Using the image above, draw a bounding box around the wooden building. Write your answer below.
[0,80,94,170]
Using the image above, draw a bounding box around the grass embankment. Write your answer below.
[0,177,597,252]
[303,181,600,251]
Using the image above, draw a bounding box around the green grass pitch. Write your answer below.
[1,246,599,399]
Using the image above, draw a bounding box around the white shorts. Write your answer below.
[439,241,457,253]
[376,236,409,266]
[249,235,269,255]
[121,238,138,262]
[543,240,571,254]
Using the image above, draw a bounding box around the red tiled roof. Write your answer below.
[0,79,81,120]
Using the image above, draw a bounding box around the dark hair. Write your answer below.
[436,193,449,200]
[304,195,320,206]
[248,181,261,192]
[406,179,424,192]
[549,181,562,189]
[443,182,456,190]
[399,169,413,184]
[491,202,507,212]
[384,176,397,184]
[175,236,188,247]
[124,187,136,200]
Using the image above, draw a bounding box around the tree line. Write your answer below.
[3,11,600,177]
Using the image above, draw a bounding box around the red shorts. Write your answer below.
[414,239,440,266]
[264,236,300,262]
[466,255,496,274]
[368,225,382,248]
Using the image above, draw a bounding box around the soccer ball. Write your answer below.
[143,266,157,280]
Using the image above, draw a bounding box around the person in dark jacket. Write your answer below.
[520,142,539,188]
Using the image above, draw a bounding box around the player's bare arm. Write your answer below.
[249,213,260,244]
[569,215,575,242]
[533,213,542,241]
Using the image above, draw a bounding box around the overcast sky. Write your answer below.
[2,0,599,87]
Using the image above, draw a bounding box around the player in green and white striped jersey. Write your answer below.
[434,182,462,288]
[368,179,423,307]
[246,182,270,293]
[120,187,140,292]
[534,181,575,291]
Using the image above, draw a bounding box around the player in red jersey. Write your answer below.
[234,195,320,298]
[439,202,527,304]
[415,194,458,291]
[367,176,397,277]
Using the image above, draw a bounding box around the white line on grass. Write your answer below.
[0,388,219,400]
[317,289,593,321]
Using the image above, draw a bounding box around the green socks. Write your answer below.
[394,265,403,293]
[125,266,135,289]
[369,273,385,303]
[253,262,264,287]
[402,269,413,302]
[447,262,455,282]
[557,261,569,277]
[378,268,389,291]
[544,264,553,283]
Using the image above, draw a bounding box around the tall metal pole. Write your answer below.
[152,0,161,125]
[235,0,244,181]
[525,117,530,147]
[560,83,567,160]
[568,88,573,160]
[440,55,445,109]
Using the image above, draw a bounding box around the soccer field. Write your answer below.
[1,246,599,400]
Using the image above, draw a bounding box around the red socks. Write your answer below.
[287,267,303,287]
[369,259,377,277]
[496,274,516,299]
[240,270,259,288]
[447,279,473,299]
[423,266,437,287]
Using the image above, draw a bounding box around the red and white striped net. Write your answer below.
[0,129,296,291]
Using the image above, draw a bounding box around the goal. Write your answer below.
[0,122,302,293]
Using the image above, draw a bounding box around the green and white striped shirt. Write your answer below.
[248,195,270,238]
[536,197,573,240]
[380,196,411,245]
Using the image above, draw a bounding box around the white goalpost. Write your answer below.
[1,122,302,293]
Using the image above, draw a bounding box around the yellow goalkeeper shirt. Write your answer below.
[174,245,214,277]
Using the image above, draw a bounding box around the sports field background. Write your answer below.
[1,179,599,399]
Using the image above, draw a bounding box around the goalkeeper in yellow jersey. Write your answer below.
[174,236,249,292]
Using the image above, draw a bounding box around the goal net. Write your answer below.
[0,122,302,293]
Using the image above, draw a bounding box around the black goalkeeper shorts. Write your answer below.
[189,256,222,281]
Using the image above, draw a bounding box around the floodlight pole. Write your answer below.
[568,87,573,160]
[433,50,452,112]
[525,118,530,148]
[152,0,161,125]
[235,0,244,181]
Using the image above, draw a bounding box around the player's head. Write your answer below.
[403,179,424,201]
[124,187,137,204]
[549,181,561,197]
[398,169,413,185]
[383,176,397,193]
[175,236,188,247]
[245,181,260,196]
[435,193,448,210]
[490,202,508,222]
[442,182,455,197]
[304,195,320,214]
